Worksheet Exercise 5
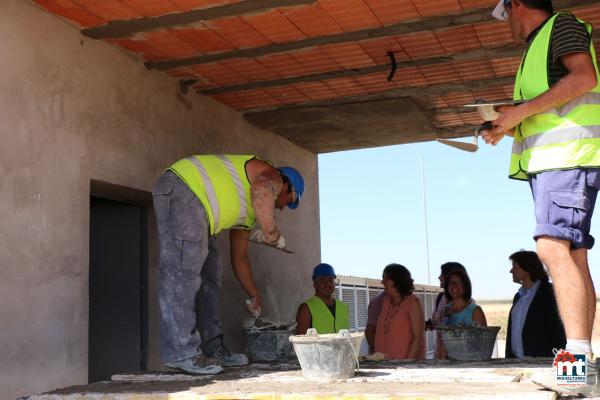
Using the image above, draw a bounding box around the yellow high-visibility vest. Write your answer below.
[510,12,600,180]
[168,155,257,235]
[305,296,349,334]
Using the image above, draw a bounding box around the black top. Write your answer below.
[526,13,591,87]
[327,302,336,318]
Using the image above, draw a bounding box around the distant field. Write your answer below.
[479,300,600,341]
[479,302,511,340]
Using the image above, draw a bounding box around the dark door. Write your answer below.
[89,197,146,382]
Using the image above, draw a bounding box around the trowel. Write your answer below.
[243,317,297,332]
[436,121,492,152]
[465,99,522,118]
[437,130,481,152]
[436,100,519,152]
[249,239,295,254]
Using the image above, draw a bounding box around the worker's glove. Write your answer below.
[249,230,285,249]
[249,229,267,243]
[245,297,262,318]
[271,235,285,249]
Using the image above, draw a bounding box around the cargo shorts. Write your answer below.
[529,168,600,250]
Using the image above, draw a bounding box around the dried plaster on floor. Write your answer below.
[27,359,561,399]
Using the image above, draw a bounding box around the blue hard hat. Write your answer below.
[312,263,336,280]
[278,166,304,210]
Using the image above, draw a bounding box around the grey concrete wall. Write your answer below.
[0,1,320,399]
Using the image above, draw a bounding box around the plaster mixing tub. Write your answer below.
[244,318,296,362]
[246,329,295,362]
[438,325,500,361]
[289,329,363,380]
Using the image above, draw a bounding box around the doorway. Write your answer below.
[89,196,148,382]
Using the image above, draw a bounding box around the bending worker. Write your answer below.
[483,0,600,379]
[296,263,349,334]
[153,155,304,374]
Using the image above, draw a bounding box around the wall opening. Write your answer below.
[89,182,151,382]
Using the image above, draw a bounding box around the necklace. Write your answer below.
[383,297,404,334]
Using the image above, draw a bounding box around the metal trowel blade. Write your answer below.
[249,239,295,254]
[436,138,478,152]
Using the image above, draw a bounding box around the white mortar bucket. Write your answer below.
[438,326,500,361]
[289,329,363,380]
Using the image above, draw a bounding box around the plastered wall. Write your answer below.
[0,1,320,398]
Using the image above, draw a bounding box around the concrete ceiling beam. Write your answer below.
[243,95,484,153]
[145,0,595,70]
[240,76,516,114]
[81,0,316,40]
[199,45,527,96]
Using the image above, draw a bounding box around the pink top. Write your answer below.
[366,292,385,327]
[374,294,425,360]
[432,293,447,324]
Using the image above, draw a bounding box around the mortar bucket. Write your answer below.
[289,329,364,380]
[438,326,500,361]
[245,329,295,362]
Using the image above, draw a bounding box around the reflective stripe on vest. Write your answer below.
[305,296,349,334]
[510,13,600,180]
[187,156,221,231]
[216,154,248,226]
[168,155,257,235]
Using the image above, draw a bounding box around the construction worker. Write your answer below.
[296,263,349,334]
[152,155,304,374]
[483,0,600,392]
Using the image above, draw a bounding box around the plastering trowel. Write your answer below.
[249,239,295,254]
[466,99,523,116]
[436,100,520,152]
[243,317,297,332]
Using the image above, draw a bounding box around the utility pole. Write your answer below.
[406,144,431,285]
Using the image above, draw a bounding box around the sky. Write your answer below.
[318,137,600,300]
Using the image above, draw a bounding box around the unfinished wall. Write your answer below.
[0,1,320,399]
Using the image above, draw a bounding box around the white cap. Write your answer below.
[492,0,509,21]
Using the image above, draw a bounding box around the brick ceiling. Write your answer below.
[32,0,600,152]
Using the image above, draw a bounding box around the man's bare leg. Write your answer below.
[530,239,598,395]
[572,248,596,341]
[537,236,590,341]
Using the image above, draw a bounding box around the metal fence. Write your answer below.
[335,275,442,358]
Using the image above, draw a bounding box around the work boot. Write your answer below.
[586,355,599,387]
[211,340,249,367]
[165,354,224,375]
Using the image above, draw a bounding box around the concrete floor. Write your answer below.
[25,358,592,400]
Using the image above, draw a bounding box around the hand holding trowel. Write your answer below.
[249,229,295,254]
[437,100,520,152]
